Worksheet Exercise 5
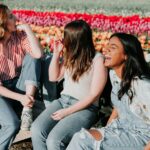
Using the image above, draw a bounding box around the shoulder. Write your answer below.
[133,77,150,91]
[132,77,150,100]
[93,52,104,60]
[92,52,107,75]
[93,52,105,65]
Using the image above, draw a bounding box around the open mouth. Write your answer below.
[104,55,111,61]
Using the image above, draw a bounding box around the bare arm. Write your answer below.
[0,85,34,107]
[49,40,64,81]
[144,142,150,150]
[52,56,108,120]
[107,108,118,125]
[17,24,43,58]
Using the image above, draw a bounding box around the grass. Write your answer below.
[2,0,150,16]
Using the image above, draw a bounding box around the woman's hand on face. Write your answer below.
[51,108,69,120]
[20,94,35,107]
[53,38,64,56]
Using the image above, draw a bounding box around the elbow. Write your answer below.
[49,77,58,82]
[34,52,43,59]
[32,48,43,59]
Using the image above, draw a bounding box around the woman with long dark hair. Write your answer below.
[31,20,107,150]
[67,33,150,150]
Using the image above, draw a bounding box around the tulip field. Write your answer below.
[3,0,150,54]
[12,10,150,53]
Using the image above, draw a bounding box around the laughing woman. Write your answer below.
[67,33,150,150]
[31,20,107,150]
[0,4,42,150]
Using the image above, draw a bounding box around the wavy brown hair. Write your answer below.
[63,20,95,82]
[0,4,8,39]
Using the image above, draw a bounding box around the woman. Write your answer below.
[0,4,42,150]
[31,20,107,150]
[67,33,150,150]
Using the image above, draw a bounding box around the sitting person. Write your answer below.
[67,33,150,150]
[31,20,108,150]
[0,4,43,150]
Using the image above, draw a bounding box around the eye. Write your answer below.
[110,46,117,50]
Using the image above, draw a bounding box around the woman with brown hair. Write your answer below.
[0,4,42,150]
[31,20,107,150]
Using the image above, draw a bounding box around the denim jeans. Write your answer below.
[0,54,41,150]
[41,54,63,106]
[31,94,99,150]
[66,70,150,150]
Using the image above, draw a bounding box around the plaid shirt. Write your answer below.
[0,31,31,84]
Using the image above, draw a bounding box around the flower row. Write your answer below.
[13,10,150,35]
[28,25,150,53]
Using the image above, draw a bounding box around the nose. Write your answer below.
[102,45,109,55]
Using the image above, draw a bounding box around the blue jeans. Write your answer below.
[0,54,41,150]
[41,54,64,106]
[31,95,99,150]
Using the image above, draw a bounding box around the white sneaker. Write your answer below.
[21,109,33,131]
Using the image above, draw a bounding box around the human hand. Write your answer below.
[51,108,69,120]
[20,94,35,107]
[53,38,64,56]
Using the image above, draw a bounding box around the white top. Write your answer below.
[61,52,104,106]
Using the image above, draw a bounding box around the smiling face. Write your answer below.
[103,36,127,69]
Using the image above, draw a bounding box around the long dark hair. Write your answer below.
[110,33,150,101]
[63,20,95,82]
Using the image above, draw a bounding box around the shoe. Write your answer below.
[21,109,33,131]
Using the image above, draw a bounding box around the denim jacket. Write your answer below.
[110,70,150,131]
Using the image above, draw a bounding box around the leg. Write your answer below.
[0,97,20,150]
[41,54,59,104]
[31,100,63,150]
[100,128,146,150]
[67,130,96,150]
[16,54,41,93]
[16,54,41,130]
[46,108,98,150]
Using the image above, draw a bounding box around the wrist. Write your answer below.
[65,107,72,115]
[16,94,23,102]
[53,53,60,59]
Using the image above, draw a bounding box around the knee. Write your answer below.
[46,138,59,150]
[46,134,62,150]
[31,121,39,136]
[71,132,82,143]
[23,54,41,69]
[66,132,82,150]
[31,121,44,138]
[2,121,20,136]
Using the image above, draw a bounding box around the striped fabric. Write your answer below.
[0,31,31,84]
